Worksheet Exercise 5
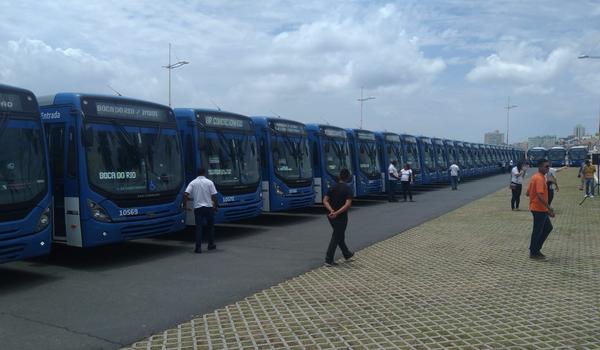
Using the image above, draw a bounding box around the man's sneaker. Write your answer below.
[324,261,338,267]
[529,253,547,260]
[344,252,355,261]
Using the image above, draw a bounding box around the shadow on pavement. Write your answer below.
[29,241,185,271]
[0,267,60,295]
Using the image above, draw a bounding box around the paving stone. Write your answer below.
[123,169,599,350]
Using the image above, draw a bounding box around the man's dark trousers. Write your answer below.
[450,176,458,190]
[194,207,215,251]
[529,211,553,255]
[387,179,397,201]
[326,215,352,263]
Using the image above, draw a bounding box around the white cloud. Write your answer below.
[467,44,572,84]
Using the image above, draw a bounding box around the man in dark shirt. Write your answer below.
[323,168,354,266]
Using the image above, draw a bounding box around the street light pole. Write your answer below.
[357,87,375,129]
[505,96,518,145]
[162,43,189,107]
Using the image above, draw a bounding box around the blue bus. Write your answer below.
[0,85,52,262]
[175,109,262,223]
[417,136,438,184]
[548,146,566,167]
[39,94,185,247]
[567,145,588,167]
[432,138,449,182]
[306,124,354,203]
[527,147,547,165]
[464,143,478,177]
[346,129,383,196]
[375,132,404,193]
[453,141,472,178]
[400,134,422,184]
[444,139,459,167]
[252,117,314,211]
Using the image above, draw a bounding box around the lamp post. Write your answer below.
[357,87,375,129]
[505,96,518,145]
[162,43,189,107]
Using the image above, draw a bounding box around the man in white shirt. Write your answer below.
[387,160,400,202]
[545,167,559,205]
[449,163,460,190]
[399,163,414,202]
[184,168,218,253]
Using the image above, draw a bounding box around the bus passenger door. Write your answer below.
[45,123,67,242]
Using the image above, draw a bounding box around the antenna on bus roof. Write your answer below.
[270,110,282,119]
[107,85,122,96]
[209,100,221,111]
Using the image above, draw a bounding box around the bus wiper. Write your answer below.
[110,120,136,148]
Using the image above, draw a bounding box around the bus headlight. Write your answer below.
[87,199,112,222]
[35,206,51,232]
[274,183,285,196]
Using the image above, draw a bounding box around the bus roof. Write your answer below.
[38,93,170,110]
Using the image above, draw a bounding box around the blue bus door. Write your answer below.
[45,123,67,241]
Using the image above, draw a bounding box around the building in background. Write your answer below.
[512,141,528,151]
[573,124,586,139]
[484,130,504,145]
[528,135,558,149]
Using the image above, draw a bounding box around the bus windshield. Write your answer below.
[405,142,420,173]
[358,140,380,179]
[387,142,403,166]
[548,149,565,160]
[271,135,312,181]
[569,148,587,159]
[201,132,260,187]
[528,150,546,162]
[435,149,445,170]
[0,118,47,209]
[323,139,352,178]
[422,143,435,172]
[84,122,183,196]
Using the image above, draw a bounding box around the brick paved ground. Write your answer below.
[124,168,599,350]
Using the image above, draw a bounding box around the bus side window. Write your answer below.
[67,127,77,178]
[46,125,65,179]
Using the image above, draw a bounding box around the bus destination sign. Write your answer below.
[200,113,251,130]
[356,132,375,141]
[271,121,306,135]
[85,100,171,122]
[385,134,401,142]
[322,128,346,139]
[0,92,37,113]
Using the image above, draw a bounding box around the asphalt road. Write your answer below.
[0,174,509,350]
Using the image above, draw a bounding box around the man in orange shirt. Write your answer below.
[527,159,555,260]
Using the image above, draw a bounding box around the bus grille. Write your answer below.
[288,196,315,209]
[120,219,176,239]
[0,227,37,242]
[223,205,261,221]
[0,243,26,262]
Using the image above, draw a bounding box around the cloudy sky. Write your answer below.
[1,0,600,143]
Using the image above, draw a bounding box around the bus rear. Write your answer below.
[176,109,262,223]
[40,94,185,247]
[252,117,314,211]
[0,85,52,262]
[346,129,383,196]
[306,124,355,203]
[548,146,566,167]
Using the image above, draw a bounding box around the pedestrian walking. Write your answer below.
[510,161,526,210]
[527,159,554,260]
[387,160,399,202]
[546,167,559,206]
[400,163,414,202]
[582,160,596,198]
[184,168,218,253]
[449,163,460,190]
[323,168,354,267]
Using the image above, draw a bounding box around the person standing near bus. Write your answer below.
[387,160,399,202]
[527,159,554,260]
[449,163,460,190]
[184,168,218,253]
[510,161,526,210]
[582,160,596,198]
[400,163,414,202]
[546,167,559,206]
[323,169,354,267]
